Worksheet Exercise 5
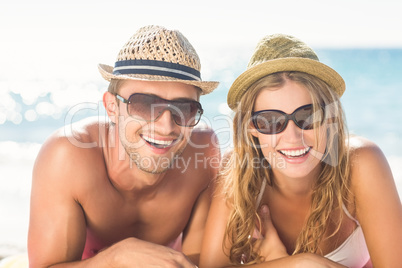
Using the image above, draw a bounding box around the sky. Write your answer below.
[1,0,402,83]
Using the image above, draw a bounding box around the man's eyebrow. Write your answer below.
[172,97,198,102]
[127,91,198,102]
[145,93,197,102]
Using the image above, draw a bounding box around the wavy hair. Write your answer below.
[222,72,351,264]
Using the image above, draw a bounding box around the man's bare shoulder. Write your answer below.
[188,123,220,154]
[62,116,111,147]
[181,125,221,186]
[33,117,109,184]
[43,116,109,148]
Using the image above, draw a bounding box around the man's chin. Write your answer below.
[128,151,184,174]
[136,164,170,174]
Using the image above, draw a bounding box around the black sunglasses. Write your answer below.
[251,104,324,134]
[115,93,203,127]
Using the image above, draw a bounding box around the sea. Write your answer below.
[1,48,402,257]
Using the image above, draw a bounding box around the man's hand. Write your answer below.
[100,237,197,268]
[253,205,288,261]
[254,205,347,268]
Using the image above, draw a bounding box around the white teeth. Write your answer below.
[142,135,174,146]
[279,147,310,157]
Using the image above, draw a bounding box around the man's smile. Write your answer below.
[141,134,177,149]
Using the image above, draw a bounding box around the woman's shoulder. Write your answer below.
[347,135,392,195]
[347,135,385,164]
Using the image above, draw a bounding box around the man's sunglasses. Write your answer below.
[115,93,203,127]
[251,104,324,134]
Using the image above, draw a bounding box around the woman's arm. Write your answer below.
[199,176,234,267]
[349,137,402,267]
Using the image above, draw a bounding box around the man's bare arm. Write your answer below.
[182,128,221,265]
[28,134,89,267]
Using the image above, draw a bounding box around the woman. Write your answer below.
[200,34,402,267]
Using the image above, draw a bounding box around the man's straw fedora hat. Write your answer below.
[99,25,219,94]
[227,34,345,109]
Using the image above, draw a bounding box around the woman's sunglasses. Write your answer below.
[251,104,324,134]
[115,93,203,127]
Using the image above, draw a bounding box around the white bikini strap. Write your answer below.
[256,179,267,207]
[342,203,359,225]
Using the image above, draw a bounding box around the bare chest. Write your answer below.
[269,201,356,255]
[264,189,356,256]
[80,181,199,255]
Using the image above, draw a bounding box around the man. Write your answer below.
[28,25,220,267]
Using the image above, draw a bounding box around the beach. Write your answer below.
[2,0,402,263]
[1,47,402,258]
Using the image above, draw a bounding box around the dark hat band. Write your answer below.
[113,59,201,81]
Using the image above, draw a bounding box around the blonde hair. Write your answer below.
[107,79,127,95]
[222,71,351,264]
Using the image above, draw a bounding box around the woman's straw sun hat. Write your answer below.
[227,34,345,109]
[99,25,219,94]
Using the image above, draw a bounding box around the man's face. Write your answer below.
[115,80,200,174]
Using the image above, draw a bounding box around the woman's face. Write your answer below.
[250,80,327,181]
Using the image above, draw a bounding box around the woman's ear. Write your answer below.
[248,121,259,138]
[103,92,118,124]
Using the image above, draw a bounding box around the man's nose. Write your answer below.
[152,109,177,132]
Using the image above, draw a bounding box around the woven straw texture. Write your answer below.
[227,34,345,109]
[99,25,218,94]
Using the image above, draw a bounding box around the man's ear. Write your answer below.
[103,92,118,124]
